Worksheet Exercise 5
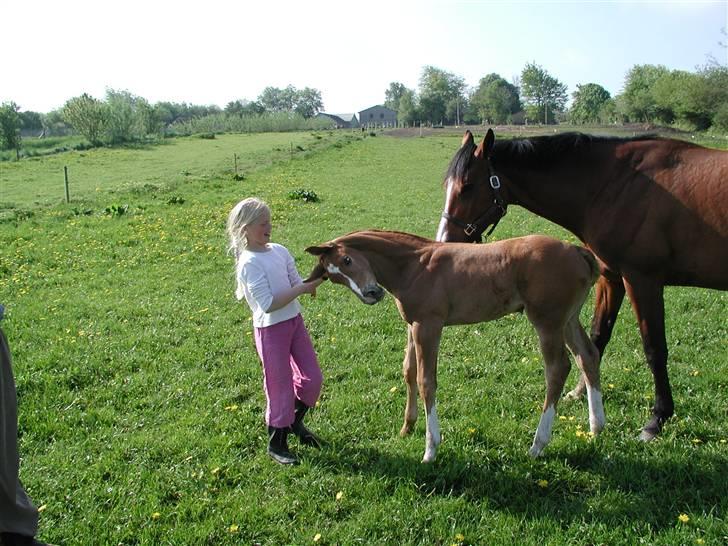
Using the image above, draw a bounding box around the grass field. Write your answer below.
[0,129,726,545]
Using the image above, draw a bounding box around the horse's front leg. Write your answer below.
[623,273,672,441]
[567,272,625,400]
[400,325,418,437]
[411,320,444,463]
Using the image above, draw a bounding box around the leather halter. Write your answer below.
[441,170,508,242]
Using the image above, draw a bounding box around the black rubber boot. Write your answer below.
[267,426,299,465]
[291,399,323,448]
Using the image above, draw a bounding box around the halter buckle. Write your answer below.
[463,224,477,237]
[489,175,501,189]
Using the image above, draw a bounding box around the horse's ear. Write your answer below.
[305,243,335,256]
[484,128,495,155]
[461,130,474,148]
[474,129,495,160]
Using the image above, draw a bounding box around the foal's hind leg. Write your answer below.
[400,326,418,437]
[565,316,605,435]
[530,328,571,457]
[567,274,625,400]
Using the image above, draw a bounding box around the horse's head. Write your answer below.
[305,240,385,305]
[436,128,507,243]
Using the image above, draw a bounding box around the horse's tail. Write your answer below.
[577,246,600,285]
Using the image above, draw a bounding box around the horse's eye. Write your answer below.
[343,255,352,266]
[460,183,474,195]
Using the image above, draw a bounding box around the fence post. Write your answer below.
[64,166,70,203]
[234,153,238,177]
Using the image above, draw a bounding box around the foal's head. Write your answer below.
[305,241,385,305]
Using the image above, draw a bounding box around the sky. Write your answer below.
[2,0,727,115]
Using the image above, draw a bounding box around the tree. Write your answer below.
[294,87,323,118]
[520,62,568,124]
[470,73,521,124]
[620,64,671,123]
[397,88,419,126]
[570,83,611,124]
[62,93,107,145]
[418,66,466,124]
[0,102,22,159]
[384,82,408,111]
[257,85,323,118]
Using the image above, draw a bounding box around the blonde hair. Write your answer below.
[227,197,270,300]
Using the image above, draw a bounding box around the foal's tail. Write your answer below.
[576,246,600,285]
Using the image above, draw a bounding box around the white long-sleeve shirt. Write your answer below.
[238,243,303,327]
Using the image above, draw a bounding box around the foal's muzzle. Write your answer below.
[361,284,385,304]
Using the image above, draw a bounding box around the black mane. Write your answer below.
[445,132,660,179]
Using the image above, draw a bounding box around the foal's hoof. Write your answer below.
[400,423,414,437]
[564,388,584,401]
[528,444,544,458]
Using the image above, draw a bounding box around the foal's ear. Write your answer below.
[305,243,335,256]
[461,130,474,148]
[304,263,328,282]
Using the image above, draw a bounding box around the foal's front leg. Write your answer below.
[400,325,418,437]
[411,320,444,463]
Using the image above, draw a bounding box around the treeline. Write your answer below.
[387,62,728,131]
[0,85,327,156]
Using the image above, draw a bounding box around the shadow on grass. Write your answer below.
[311,437,727,532]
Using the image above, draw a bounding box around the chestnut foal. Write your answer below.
[306,230,605,462]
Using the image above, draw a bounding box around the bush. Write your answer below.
[712,103,728,132]
[287,188,319,203]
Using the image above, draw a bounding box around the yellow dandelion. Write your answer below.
[608,383,615,389]
[559,415,567,421]
[692,439,702,444]
[455,533,465,542]
[696,539,705,544]
[537,479,548,488]
[229,524,239,533]
[336,491,344,501]
[678,513,690,523]
[468,427,476,435]
[691,370,699,376]
[224,405,239,411]
[211,467,221,475]
[313,533,322,542]
[389,386,398,393]
[152,512,161,520]
[37,504,47,513]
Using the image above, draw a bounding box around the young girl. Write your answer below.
[227,197,325,465]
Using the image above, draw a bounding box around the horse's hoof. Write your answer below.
[400,424,413,437]
[639,428,659,442]
[528,444,543,458]
[639,415,665,441]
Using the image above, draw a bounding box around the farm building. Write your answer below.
[358,105,397,128]
[315,112,360,128]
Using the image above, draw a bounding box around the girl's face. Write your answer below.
[246,210,272,250]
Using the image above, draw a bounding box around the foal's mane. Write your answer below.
[445,132,661,180]
[337,229,433,253]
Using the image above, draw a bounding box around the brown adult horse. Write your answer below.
[306,230,605,462]
[437,129,728,440]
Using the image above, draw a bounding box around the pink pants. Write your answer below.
[254,314,323,428]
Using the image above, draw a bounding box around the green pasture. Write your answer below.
[0,130,726,545]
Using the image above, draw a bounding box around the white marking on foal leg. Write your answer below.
[435,177,454,242]
[326,264,366,299]
[529,405,555,458]
[422,405,441,463]
[587,386,605,434]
